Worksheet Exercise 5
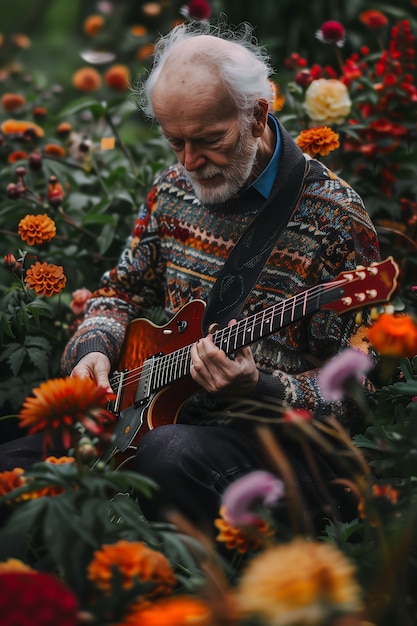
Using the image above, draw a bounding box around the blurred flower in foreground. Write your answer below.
[0,468,25,501]
[87,539,176,598]
[234,538,362,626]
[117,596,212,626]
[295,126,340,157]
[316,20,346,47]
[0,571,78,626]
[215,505,275,554]
[18,213,56,246]
[69,287,92,314]
[18,376,114,449]
[303,78,352,125]
[0,559,33,573]
[24,261,66,297]
[220,470,285,526]
[72,66,102,92]
[318,348,373,402]
[367,312,417,358]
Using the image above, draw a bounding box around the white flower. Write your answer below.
[304,78,352,125]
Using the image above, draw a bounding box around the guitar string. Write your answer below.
[108,279,347,395]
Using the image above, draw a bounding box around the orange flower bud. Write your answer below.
[7,150,27,164]
[56,121,72,136]
[104,64,130,91]
[72,67,102,92]
[48,176,65,207]
[44,143,66,158]
[83,14,105,36]
[1,93,26,112]
[1,118,44,138]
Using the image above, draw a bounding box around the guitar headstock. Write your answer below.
[322,256,400,314]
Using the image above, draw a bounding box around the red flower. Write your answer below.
[181,0,212,20]
[359,10,388,29]
[316,20,346,47]
[0,571,78,626]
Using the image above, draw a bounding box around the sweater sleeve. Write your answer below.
[61,184,166,374]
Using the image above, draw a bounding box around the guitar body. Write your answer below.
[107,300,204,466]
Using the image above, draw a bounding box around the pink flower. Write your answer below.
[318,348,373,402]
[316,20,346,47]
[180,0,212,20]
[221,470,285,526]
[69,287,92,315]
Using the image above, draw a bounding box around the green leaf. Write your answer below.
[0,311,15,341]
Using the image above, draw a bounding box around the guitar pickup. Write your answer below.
[134,356,154,406]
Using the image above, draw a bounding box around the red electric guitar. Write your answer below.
[100,257,400,465]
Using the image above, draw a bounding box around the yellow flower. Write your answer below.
[234,538,362,626]
[367,312,417,358]
[18,213,56,246]
[0,559,33,574]
[25,261,66,297]
[88,540,176,598]
[117,596,213,626]
[304,78,352,125]
[215,505,274,554]
[18,376,114,450]
[295,126,340,158]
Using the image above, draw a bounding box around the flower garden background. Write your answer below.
[2,1,417,625]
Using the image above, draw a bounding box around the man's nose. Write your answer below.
[183,143,206,171]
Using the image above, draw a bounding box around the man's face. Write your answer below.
[153,76,259,204]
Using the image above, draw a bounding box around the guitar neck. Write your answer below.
[151,281,344,392]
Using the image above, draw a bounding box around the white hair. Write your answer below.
[137,18,276,119]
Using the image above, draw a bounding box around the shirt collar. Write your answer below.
[240,114,281,200]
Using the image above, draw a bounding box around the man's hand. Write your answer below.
[189,321,258,396]
[71,352,112,393]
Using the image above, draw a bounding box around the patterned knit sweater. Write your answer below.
[61,122,381,432]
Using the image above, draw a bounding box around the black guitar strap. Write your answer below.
[202,154,311,335]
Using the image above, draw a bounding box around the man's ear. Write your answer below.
[251,99,269,137]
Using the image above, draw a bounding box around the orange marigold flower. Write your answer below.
[131,24,147,37]
[269,80,285,112]
[88,539,176,597]
[235,538,362,624]
[1,92,26,112]
[83,14,105,36]
[0,468,25,500]
[7,150,27,163]
[359,9,388,28]
[11,33,31,48]
[104,64,130,91]
[142,2,162,17]
[18,376,115,451]
[32,106,47,120]
[214,505,274,554]
[18,213,56,245]
[136,44,155,61]
[72,67,102,92]
[118,596,212,626]
[25,261,66,297]
[44,143,66,158]
[0,559,33,574]
[1,118,44,138]
[56,121,72,136]
[367,312,417,358]
[295,126,340,158]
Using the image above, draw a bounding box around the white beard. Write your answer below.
[182,129,259,204]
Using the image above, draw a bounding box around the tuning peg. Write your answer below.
[355,311,363,324]
[370,307,380,320]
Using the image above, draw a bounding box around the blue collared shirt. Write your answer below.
[241,114,281,200]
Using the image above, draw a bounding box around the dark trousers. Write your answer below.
[0,425,355,537]
[133,424,355,539]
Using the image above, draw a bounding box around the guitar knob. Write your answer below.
[355,292,366,302]
[368,266,378,275]
[366,289,377,298]
[342,296,352,306]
